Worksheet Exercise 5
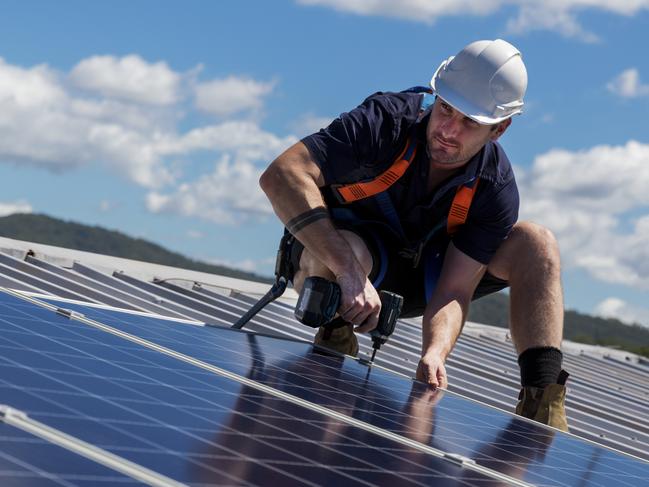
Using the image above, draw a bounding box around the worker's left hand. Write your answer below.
[416,353,448,389]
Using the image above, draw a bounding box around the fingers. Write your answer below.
[354,308,380,334]
[337,277,381,331]
[416,357,447,390]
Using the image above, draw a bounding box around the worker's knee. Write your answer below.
[511,222,560,259]
[489,221,561,281]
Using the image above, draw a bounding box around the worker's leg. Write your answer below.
[486,221,569,431]
[292,230,374,356]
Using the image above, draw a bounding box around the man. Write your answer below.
[260,39,569,431]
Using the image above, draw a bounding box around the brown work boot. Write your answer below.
[515,370,569,432]
[314,322,359,356]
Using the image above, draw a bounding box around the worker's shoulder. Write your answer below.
[479,140,516,187]
[358,90,424,118]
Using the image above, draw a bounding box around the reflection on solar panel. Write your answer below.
[1,289,648,486]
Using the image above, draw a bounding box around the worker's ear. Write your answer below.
[489,118,512,141]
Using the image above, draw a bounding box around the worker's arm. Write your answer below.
[416,242,486,388]
[259,141,381,330]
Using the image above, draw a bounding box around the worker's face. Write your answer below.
[426,99,510,170]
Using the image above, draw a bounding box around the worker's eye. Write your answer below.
[440,102,452,113]
[464,117,479,128]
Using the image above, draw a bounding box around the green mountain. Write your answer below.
[1,213,647,358]
[0,213,273,284]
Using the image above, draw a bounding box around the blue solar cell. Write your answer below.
[0,291,515,486]
[31,294,649,486]
[0,422,143,486]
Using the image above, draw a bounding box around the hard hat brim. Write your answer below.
[430,60,519,125]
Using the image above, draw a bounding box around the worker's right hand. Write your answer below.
[335,272,381,334]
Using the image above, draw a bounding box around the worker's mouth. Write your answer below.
[434,136,458,149]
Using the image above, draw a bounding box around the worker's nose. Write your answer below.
[439,117,461,138]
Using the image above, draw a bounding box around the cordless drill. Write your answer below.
[295,276,403,362]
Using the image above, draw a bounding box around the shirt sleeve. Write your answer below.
[301,92,417,185]
[452,176,520,265]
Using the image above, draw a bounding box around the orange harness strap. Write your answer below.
[333,138,418,203]
[447,178,480,235]
[332,135,480,236]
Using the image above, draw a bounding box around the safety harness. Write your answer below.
[332,136,480,237]
[329,90,480,269]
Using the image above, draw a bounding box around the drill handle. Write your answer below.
[373,291,404,338]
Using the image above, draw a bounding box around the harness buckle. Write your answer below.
[398,241,425,268]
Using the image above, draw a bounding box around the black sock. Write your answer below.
[518,347,563,388]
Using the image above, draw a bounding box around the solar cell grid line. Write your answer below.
[0,304,540,485]
[410,360,649,461]
[0,262,98,303]
[25,256,190,319]
[0,292,524,487]
[246,305,649,454]
[0,292,552,486]
[8,290,648,466]
[253,308,643,446]
[243,306,649,461]
[1,406,182,487]
[0,422,145,486]
[27,296,646,485]
[0,252,137,311]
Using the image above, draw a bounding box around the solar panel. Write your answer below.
[0,290,536,486]
[4,290,648,486]
[30,290,649,462]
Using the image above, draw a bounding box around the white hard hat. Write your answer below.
[430,39,528,125]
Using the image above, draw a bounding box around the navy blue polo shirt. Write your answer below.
[301,90,519,265]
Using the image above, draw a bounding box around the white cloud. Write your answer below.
[297,0,649,41]
[146,154,277,225]
[607,68,649,98]
[0,55,289,221]
[594,297,649,328]
[194,76,275,117]
[518,140,649,289]
[297,0,503,23]
[0,200,32,217]
[69,55,182,105]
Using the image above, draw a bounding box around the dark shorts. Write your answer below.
[288,224,508,318]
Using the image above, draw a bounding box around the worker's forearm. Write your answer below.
[260,149,361,277]
[421,298,467,360]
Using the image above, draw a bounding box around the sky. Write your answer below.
[0,0,648,327]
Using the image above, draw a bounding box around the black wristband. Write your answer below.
[286,207,329,235]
